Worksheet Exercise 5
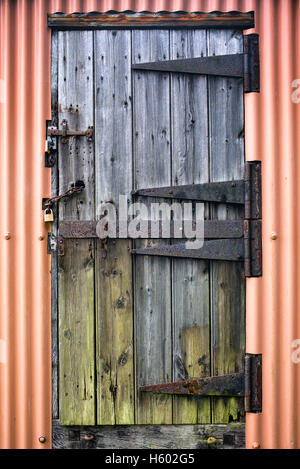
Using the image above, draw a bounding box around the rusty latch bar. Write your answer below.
[58,219,244,240]
[132,180,245,204]
[140,353,262,413]
[140,373,244,397]
[47,119,93,143]
[56,219,244,258]
[131,239,244,262]
[132,34,259,93]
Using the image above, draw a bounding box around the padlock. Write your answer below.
[44,207,54,222]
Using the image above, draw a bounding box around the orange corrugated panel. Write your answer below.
[0,0,299,449]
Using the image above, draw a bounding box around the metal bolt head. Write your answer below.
[4,233,11,240]
[39,436,46,443]
[252,441,260,449]
[84,434,94,441]
[270,232,277,240]
[38,234,44,241]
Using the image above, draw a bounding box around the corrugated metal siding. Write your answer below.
[0,0,299,449]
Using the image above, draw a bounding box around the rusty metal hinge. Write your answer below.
[54,163,262,275]
[140,353,262,413]
[47,119,93,143]
[131,161,262,277]
[132,33,259,93]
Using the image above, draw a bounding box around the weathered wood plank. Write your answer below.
[170,29,211,424]
[58,240,95,425]
[133,30,172,424]
[94,30,134,425]
[95,239,134,424]
[52,420,245,449]
[95,239,134,425]
[58,31,95,425]
[208,29,246,424]
[51,30,59,420]
[58,31,94,221]
[94,30,132,208]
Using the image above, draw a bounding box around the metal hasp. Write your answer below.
[132,161,262,277]
[140,353,262,414]
[47,119,93,143]
[132,33,259,93]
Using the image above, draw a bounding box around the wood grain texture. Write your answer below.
[52,420,245,449]
[94,30,132,208]
[94,30,134,425]
[58,31,94,221]
[57,31,95,425]
[58,240,95,425]
[95,240,134,424]
[132,30,172,424]
[53,27,247,429]
[170,29,211,424]
[208,29,246,424]
[51,30,59,420]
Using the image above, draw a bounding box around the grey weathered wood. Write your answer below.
[133,30,172,424]
[52,26,247,431]
[52,420,245,449]
[51,30,59,420]
[94,30,134,425]
[58,239,95,425]
[94,30,132,210]
[208,30,246,423]
[57,31,95,425]
[58,31,94,221]
[170,29,211,424]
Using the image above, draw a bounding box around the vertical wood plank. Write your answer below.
[58,240,95,425]
[94,30,134,425]
[208,29,246,424]
[58,31,94,221]
[51,30,59,420]
[133,30,173,424]
[170,29,211,424]
[58,31,95,425]
[95,239,134,425]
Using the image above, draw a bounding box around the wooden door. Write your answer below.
[51,27,246,430]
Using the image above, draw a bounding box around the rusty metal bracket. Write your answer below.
[132,34,259,93]
[131,239,244,262]
[47,119,93,144]
[244,353,262,413]
[243,34,260,93]
[57,235,65,256]
[132,161,262,276]
[47,233,58,254]
[140,353,262,413]
[132,180,245,204]
[140,373,244,397]
[45,126,57,167]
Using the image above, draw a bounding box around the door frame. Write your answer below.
[48,11,255,448]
